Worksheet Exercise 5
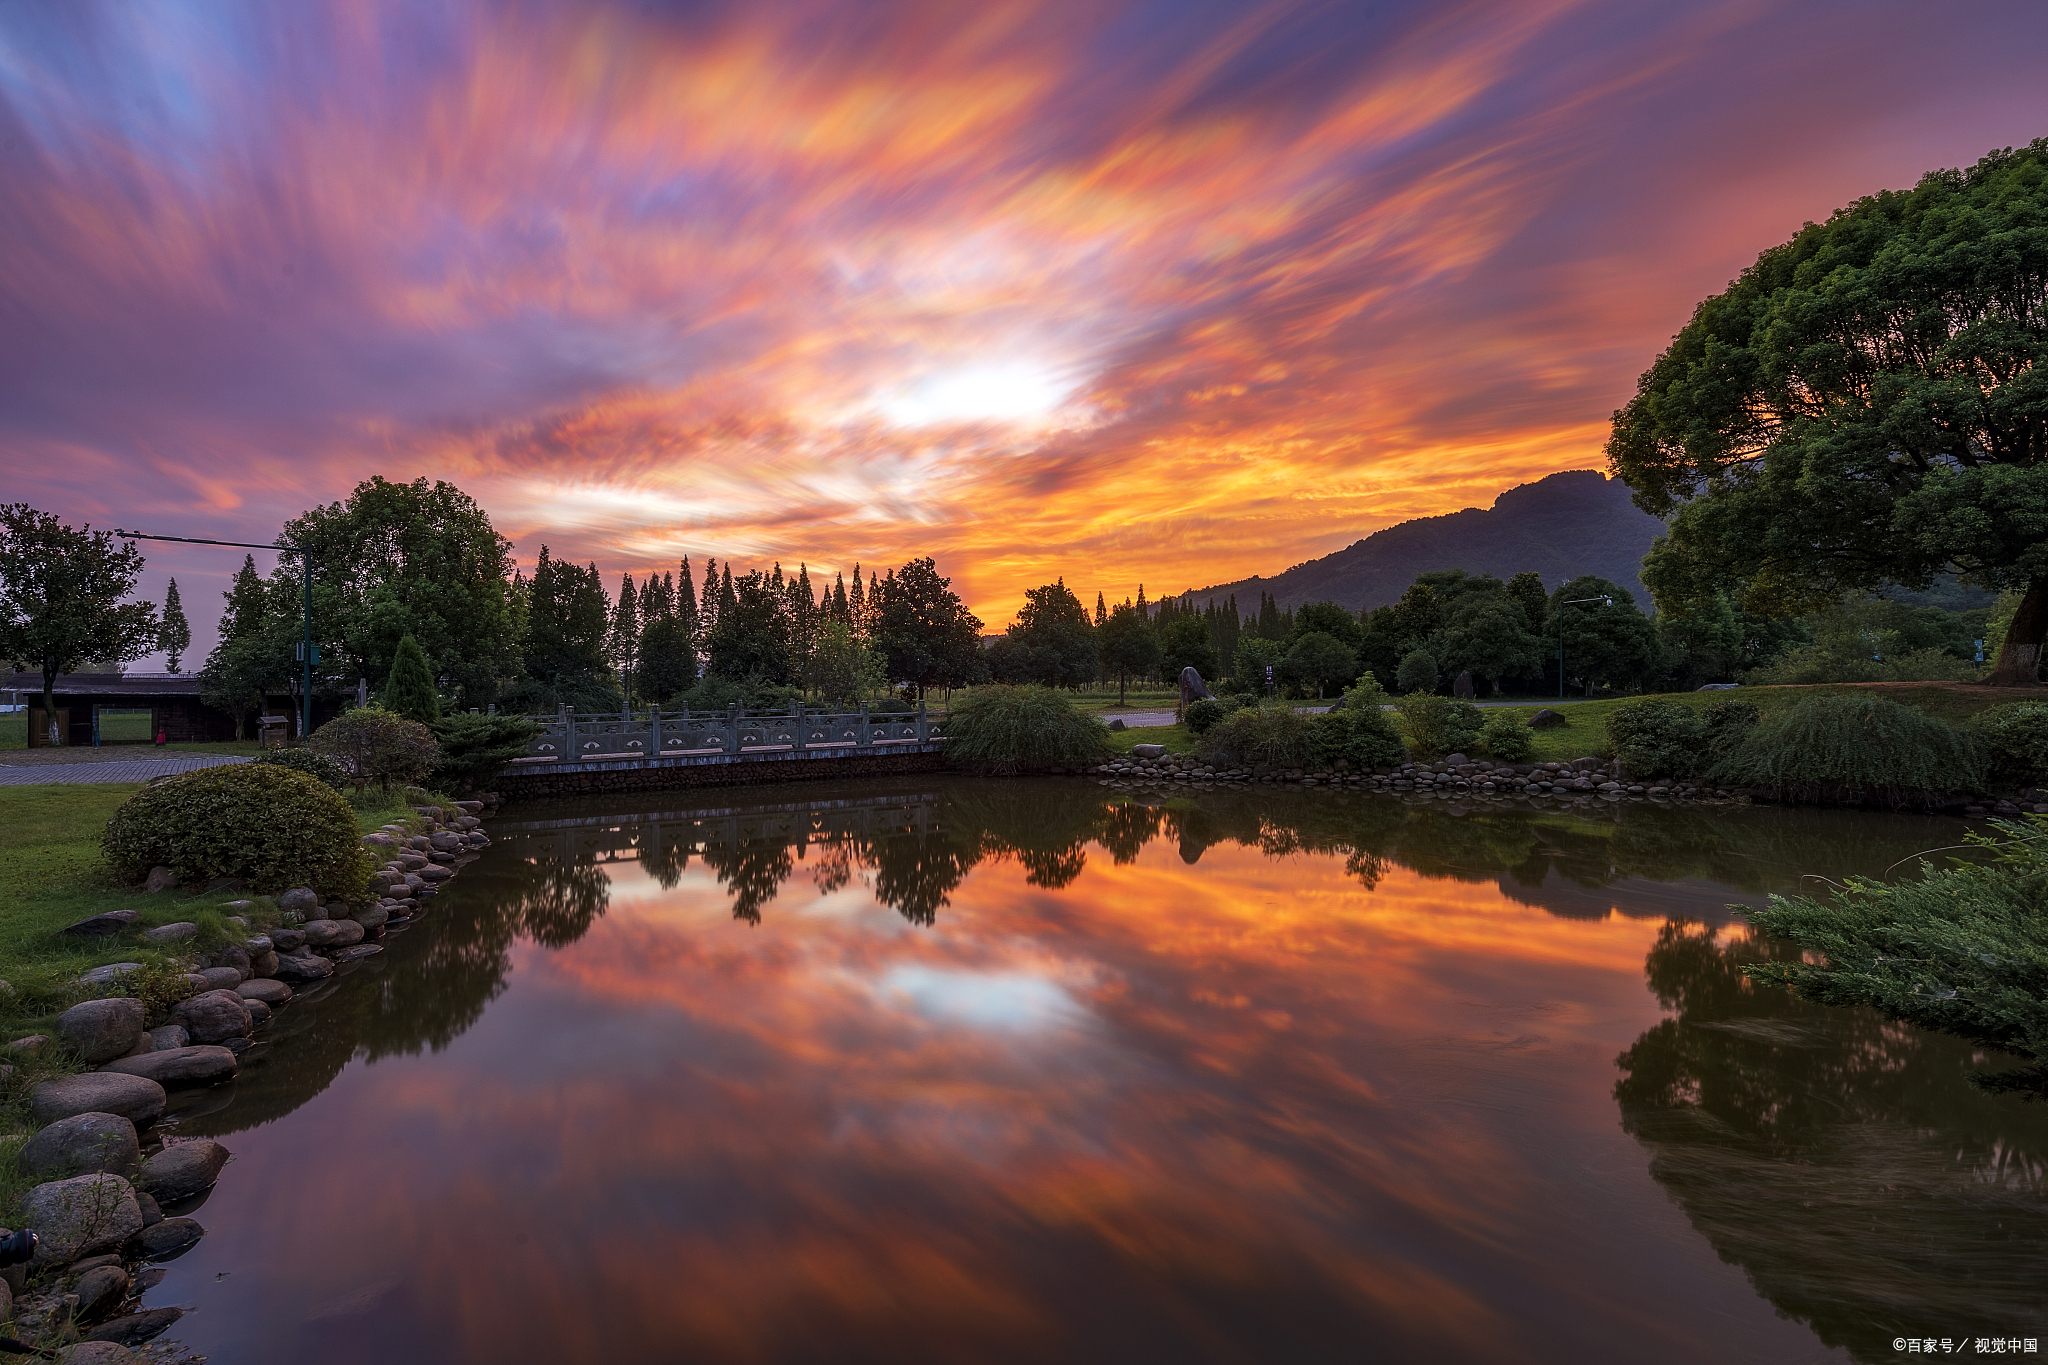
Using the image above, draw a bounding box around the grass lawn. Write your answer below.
[1070,689,1184,715]
[1104,724,1196,755]
[1470,681,2021,765]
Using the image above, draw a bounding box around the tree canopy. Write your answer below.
[1609,140,2048,684]
[0,505,158,737]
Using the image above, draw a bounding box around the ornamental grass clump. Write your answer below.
[1606,698,1709,778]
[1964,702,2048,790]
[1709,693,1979,806]
[1743,815,2048,1095]
[1195,706,1320,770]
[944,685,1112,773]
[102,763,371,898]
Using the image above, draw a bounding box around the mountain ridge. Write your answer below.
[1180,470,1668,613]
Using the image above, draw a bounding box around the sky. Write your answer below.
[2,0,2045,663]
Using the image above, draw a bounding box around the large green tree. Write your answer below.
[989,579,1094,689]
[1547,576,1658,695]
[872,558,987,696]
[281,476,521,707]
[1097,602,1160,703]
[1609,140,2048,686]
[704,570,794,685]
[0,506,158,742]
[516,547,617,711]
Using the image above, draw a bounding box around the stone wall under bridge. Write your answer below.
[490,743,954,800]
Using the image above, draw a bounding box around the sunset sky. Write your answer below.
[3,0,2044,659]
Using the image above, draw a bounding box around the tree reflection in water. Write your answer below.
[1615,921,2048,1360]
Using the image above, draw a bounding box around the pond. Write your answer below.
[156,780,2045,1363]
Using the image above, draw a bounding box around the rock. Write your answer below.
[328,945,383,964]
[190,967,244,993]
[139,1139,230,1202]
[74,1263,128,1320]
[303,918,365,949]
[139,922,196,945]
[57,999,147,1065]
[171,991,251,1046]
[83,1307,182,1346]
[9,1034,47,1053]
[361,832,396,848]
[235,978,292,1006]
[428,831,465,852]
[181,975,211,997]
[22,1114,139,1178]
[243,935,272,954]
[127,1217,202,1260]
[1131,743,1166,758]
[270,927,307,952]
[418,864,454,883]
[301,901,332,921]
[21,1174,144,1265]
[248,950,279,978]
[350,905,389,932]
[30,1074,166,1127]
[57,1344,137,1364]
[134,1191,161,1227]
[142,867,179,894]
[243,998,271,1027]
[1528,709,1569,729]
[100,1046,237,1088]
[61,912,138,938]
[76,964,143,992]
[223,1036,253,1056]
[271,952,334,983]
[277,887,319,914]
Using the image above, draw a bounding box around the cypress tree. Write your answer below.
[1095,591,1106,626]
[718,563,737,620]
[832,573,850,623]
[161,578,192,674]
[609,573,639,704]
[698,557,720,633]
[848,565,865,631]
[383,633,440,722]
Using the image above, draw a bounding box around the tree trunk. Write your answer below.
[1986,578,2047,686]
[40,669,59,747]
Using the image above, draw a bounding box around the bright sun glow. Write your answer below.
[875,362,1079,427]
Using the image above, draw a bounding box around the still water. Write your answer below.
[158,780,2044,1363]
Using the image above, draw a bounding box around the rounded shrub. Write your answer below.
[253,746,351,792]
[945,685,1112,772]
[309,708,439,791]
[1195,706,1321,770]
[103,763,372,897]
[1395,649,1439,694]
[1313,705,1406,769]
[1606,699,1709,778]
[1183,698,1228,735]
[1710,693,1981,805]
[1392,693,1482,757]
[1479,710,1534,762]
[1965,702,2048,790]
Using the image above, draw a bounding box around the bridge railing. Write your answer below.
[512,703,947,764]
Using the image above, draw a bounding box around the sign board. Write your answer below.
[1264,665,1274,684]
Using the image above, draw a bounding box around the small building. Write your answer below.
[0,673,344,747]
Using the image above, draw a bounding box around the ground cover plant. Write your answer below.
[945,685,1112,772]
[1744,815,2048,1095]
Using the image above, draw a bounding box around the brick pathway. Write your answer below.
[0,754,249,785]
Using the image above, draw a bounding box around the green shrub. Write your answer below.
[1965,702,2048,790]
[1334,673,1389,712]
[253,747,351,792]
[1479,710,1534,762]
[383,633,441,723]
[1393,693,1481,757]
[1743,815,2048,1094]
[944,685,1111,772]
[1313,705,1406,769]
[1702,700,1760,760]
[430,713,542,793]
[1395,650,1439,694]
[308,708,439,791]
[1606,698,1709,778]
[1183,698,1228,735]
[1195,706,1321,770]
[102,764,371,897]
[1709,693,1981,805]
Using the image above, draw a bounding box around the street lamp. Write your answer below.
[113,530,317,741]
[1558,595,1611,701]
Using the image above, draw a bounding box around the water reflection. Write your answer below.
[170,780,2042,1364]
[1615,922,2048,1360]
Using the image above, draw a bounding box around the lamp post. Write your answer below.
[113,530,316,741]
[1558,595,1611,701]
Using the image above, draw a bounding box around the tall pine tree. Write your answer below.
[160,578,191,674]
[609,573,639,705]
[383,632,440,723]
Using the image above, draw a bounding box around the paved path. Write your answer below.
[0,754,249,785]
